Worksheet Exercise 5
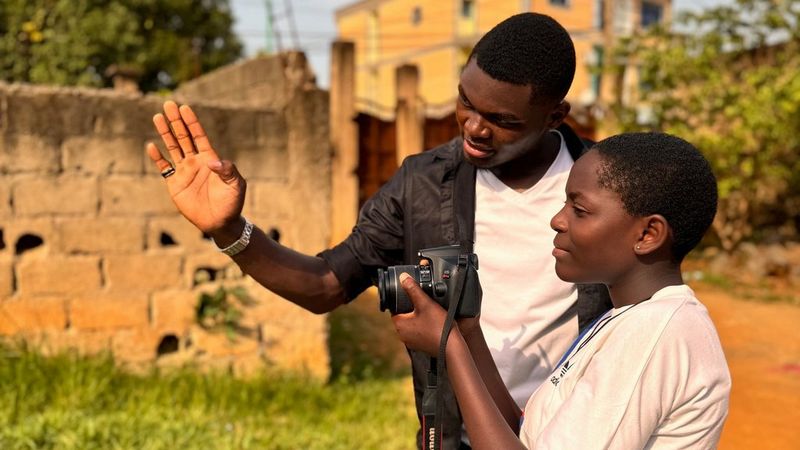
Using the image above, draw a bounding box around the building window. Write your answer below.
[411,6,422,25]
[549,0,569,7]
[461,0,475,18]
[590,45,604,99]
[641,1,663,27]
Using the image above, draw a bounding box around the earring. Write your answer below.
[636,244,641,250]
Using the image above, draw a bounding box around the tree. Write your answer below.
[0,0,243,92]
[610,0,800,250]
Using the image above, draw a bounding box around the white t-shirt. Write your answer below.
[519,284,731,449]
[474,130,579,409]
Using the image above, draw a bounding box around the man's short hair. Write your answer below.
[594,132,718,262]
[468,13,576,103]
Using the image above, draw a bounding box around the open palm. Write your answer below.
[147,101,246,233]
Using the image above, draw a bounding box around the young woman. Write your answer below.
[393,132,731,449]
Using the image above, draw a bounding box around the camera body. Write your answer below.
[377,245,481,318]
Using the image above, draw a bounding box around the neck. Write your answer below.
[606,264,684,308]
[490,131,559,191]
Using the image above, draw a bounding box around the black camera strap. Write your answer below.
[422,242,472,450]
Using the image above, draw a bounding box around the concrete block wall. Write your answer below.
[0,74,332,379]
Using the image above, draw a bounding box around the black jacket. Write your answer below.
[321,123,612,449]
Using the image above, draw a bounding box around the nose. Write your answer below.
[550,204,567,233]
[463,112,490,140]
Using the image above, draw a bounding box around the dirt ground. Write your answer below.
[333,282,800,449]
[693,283,800,450]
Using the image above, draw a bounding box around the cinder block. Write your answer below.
[112,328,164,363]
[69,294,149,330]
[151,289,198,330]
[3,218,56,256]
[104,253,183,292]
[184,251,234,287]
[58,217,145,253]
[16,255,101,297]
[248,182,293,220]
[0,134,60,174]
[0,256,12,298]
[0,297,67,334]
[147,217,211,252]
[0,179,10,218]
[62,136,144,174]
[100,177,177,216]
[13,176,98,216]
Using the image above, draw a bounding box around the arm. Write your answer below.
[147,101,345,313]
[392,274,524,450]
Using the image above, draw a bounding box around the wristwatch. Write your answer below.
[213,217,254,257]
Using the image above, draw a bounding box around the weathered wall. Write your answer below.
[0,65,332,379]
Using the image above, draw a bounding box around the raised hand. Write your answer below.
[147,101,246,234]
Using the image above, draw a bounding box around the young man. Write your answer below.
[147,13,611,449]
[392,132,731,449]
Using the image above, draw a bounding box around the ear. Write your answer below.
[546,100,571,129]
[633,214,672,256]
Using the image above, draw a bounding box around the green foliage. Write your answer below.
[0,345,418,449]
[196,286,255,340]
[610,0,800,250]
[0,0,242,91]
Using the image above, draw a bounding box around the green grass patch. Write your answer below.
[0,346,418,449]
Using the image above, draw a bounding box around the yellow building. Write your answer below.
[335,0,672,131]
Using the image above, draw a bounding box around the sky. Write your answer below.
[229,0,732,88]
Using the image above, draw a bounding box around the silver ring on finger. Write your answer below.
[161,167,176,179]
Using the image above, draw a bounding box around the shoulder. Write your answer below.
[401,137,463,169]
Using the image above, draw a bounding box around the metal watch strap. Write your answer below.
[213,217,253,257]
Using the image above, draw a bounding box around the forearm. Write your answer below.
[462,327,522,432]
[446,330,525,450]
[211,218,347,314]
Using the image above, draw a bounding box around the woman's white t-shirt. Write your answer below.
[519,284,731,449]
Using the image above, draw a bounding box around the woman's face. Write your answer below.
[550,150,644,285]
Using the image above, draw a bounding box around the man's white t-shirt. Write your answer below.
[474,130,579,409]
[519,284,731,449]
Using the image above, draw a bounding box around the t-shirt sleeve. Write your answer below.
[530,301,729,449]
[319,160,409,301]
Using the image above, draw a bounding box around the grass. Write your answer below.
[0,344,418,449]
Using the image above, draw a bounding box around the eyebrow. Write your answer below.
[457,85,523,123]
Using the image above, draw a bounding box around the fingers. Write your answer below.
[163,101,198,158]
[153,112,184,163]
[146,142,173,172]
[399,272,430,309]
[179,105,217,158]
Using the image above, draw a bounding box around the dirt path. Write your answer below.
[692,283,800,450]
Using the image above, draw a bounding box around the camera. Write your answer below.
[377,245,481,318]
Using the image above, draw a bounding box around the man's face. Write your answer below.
[455,59,558,169]
[550,150,643,285]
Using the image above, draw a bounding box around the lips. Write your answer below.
[552,239,569,258]
[463,138,495,159]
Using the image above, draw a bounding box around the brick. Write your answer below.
[0,297,67,334]
[147,217,211,252]
[248,182,293,221]
[13,176,98,216]
[0,133,60,174]
[62,136,144,175]
[112,328,165,363]
[185,251,235,287]
[3,218,55,256]
[58,217,145,253]
[100,177,177,215]
[151,289,198,330]
[189,326,260,358]
[0,179,10,218]
[231,145,289,181]
[30,329,116,357]
[69,294,149,330]
[0,256,12,298]
[104,253,182,292]
[16,255,101,297]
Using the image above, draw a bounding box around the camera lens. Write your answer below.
[377,265,417,315]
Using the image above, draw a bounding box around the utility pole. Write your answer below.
[265,0,282,53]
[284,0,301,49]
